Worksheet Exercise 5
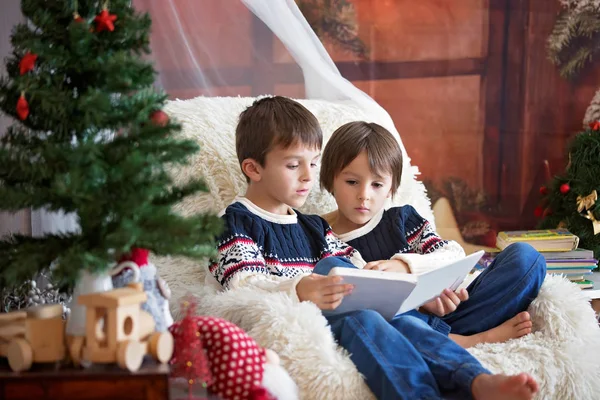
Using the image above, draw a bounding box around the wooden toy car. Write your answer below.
[0,304,65,372]
[69,283,173,372]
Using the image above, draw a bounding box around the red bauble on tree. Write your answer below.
[150,110,169,127]
[534,206,544,218]
[94,8,117,32]
[589,121,600,131]
[539,186,548,195]
[169,298,212,399]
[73,12,85,23]
[16,93,29,120]
[19,52,37,75]
[560,183,570,194]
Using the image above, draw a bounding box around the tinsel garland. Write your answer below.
[1,271,71,315]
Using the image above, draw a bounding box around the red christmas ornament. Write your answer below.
[169,299,213,398]
[19,52,37,75]
[94,9,117,32]
[16,94,29,120]
[534,206,544,218]
[539,186,548,196]
[589,121,600,131]
[560,183,570,194]
[119,247,150,268]
[150,110,169,127]
[73,12,84,23]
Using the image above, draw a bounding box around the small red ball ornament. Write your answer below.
[150,110,169,127]
[539,186,548,195]
[534,206,544,218]
[560,183,570,194]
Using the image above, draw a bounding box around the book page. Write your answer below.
[324,269,417,320]
[396,250,484,315]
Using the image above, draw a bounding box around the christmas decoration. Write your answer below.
[534,206,544,218]
[589,120,600,130]
[150,109,169,127]
[73,12,84,23]
[112,247,174,331]
[547,1,600,78]
[1,272,71,315]
[295,0,369,59]
[539,123,600,258]
[16,93,28,120]
[540,186,549,195]
[577,190,600,234]
[0,0,222,290]
[19,52,37,75]
[94,8,118,32]
[170,310,287,400]
[169,298,213,399]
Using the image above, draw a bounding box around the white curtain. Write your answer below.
[2,0,424,238]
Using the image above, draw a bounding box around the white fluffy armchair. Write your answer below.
[155,96,600,400]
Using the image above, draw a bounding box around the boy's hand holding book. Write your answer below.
[297,274,354,310]
[364,259,410,273]
[420,288,469,317]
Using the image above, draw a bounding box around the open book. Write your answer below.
[326,250,484,320]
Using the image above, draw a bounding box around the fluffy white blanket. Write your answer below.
[156,255,600,400]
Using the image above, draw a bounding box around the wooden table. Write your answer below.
[0,360,170,400]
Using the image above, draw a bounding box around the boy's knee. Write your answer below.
[503,242,546,277]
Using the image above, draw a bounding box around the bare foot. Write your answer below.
[472,373,538,400]
[450,312,533,348]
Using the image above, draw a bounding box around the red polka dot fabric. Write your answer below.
[194,316,267,400]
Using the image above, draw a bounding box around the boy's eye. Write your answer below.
[345,180,358,186]
[373,182,384,188]
[287,164,299,170]
[310,163,318,168]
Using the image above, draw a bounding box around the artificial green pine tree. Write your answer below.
[538,122,600,259]
[0,0,222,289]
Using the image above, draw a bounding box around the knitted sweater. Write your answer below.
[337,205,465,275]
[209,197,365,300]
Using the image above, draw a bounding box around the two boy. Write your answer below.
[209,96,540,400]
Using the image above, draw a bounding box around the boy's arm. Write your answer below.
[323,225,367,269]
[391,208,465,275]
[209,222,310,301]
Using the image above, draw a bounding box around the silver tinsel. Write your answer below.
[1,271,71,318]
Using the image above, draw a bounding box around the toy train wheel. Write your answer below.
[68,336,85,367]
[117,340,144,372]
[149,331,174,364]
[7,338,32,372]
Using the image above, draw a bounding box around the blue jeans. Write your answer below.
[314,257,490,399]
[327,310,489,399]
[442,243,546,335]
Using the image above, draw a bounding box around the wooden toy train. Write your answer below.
[0,282,173,372]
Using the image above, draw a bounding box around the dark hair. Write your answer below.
[320,121,403,194]
[235,96,322,180]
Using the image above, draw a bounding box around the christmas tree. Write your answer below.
[547,1,600,78]
[538,122,600,259]
[0,0,222,289]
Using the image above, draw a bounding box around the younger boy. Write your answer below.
[319,121,546,348]
[210,96,539,400]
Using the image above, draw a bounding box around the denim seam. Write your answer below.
[347,315,423,398]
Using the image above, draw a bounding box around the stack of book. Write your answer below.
[478,229,597,290]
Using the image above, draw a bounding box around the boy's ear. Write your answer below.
[241,158,262,182]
